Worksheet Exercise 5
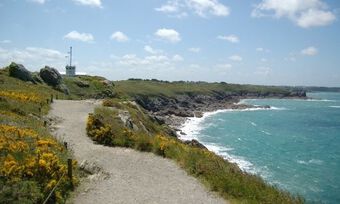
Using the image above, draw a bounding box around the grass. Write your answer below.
[0,67,78,203]
[114,79,291,99]
[63,75,116,99]
[87,102,304,204]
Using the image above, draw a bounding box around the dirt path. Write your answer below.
[48,100,226,204]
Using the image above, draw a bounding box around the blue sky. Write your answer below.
[0,0,339,86]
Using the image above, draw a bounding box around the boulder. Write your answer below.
[8,62,34,82]
[74,79,90,88]
[102,80,115,87]
[184,139,207,149]
[39,66,62,86]
[32,73,43,83]
[55,84,69,95]
[95,89,116,99]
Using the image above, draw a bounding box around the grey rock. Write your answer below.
[39,66,62,86]
[55,84,70,95]
[75,79,90,87]
[32,72,43,83]
[184,139,207,149]
[8,62,34,82]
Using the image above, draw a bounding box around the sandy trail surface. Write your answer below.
[48,100,226,204]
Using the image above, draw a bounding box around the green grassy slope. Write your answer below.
[0,68,77,203]
[114,79,291,98]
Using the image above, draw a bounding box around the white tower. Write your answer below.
[65,46,76,77]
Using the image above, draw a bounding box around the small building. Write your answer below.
[65,46,76,77]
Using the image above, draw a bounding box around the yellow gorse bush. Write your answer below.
[0,90,42,103]
[0,124,70,202]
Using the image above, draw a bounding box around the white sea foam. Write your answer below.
[177,109,267,175]
[297,159,324,165]
[329,106,340,108]
[177,105,287,176]
[250,121,257,127]
[203,143,257,173]
[304,99,336,102]
[261,130,272,135]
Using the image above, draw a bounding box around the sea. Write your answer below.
[179,92,340,204]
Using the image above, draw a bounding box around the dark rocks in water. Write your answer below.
[39,66,62,86]
[194,111,203,118]
[289,90,306,97]
[8,62,34,82]
[184,139,207,149]
[74,79,90,88]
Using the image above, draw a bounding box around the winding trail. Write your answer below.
[48,100,226,204]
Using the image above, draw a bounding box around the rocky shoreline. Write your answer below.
[134,90,307,141]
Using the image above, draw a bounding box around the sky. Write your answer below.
[0,0,339,87]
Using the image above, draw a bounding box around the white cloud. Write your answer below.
[64,31,94,42]
[301,46,318,56]
[256,47,270,52]
[0,47,66,71]
[155,0,229,17]
[186,0,229,17]
[252,0,336,28]
[261,58,268,62]
[110,31,129,42]
[155,28,181,43]
[72,0,102,8]
[216,63,232,69]
[0,40,11,44]
[155,2,179,13]
[229,55,243,61]
[255,66,272,76]
[217,35,239,43]
[296,9,335,28]
[189,64,200,68]
[144,45,163,54]
[28,0,45,4]
[188,47,201,53]
[172,54,184,61]
[117,53,182,67]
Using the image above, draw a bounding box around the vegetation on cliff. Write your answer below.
[86,98,304,204]
[0,67,77,203]
[1,62,306,204]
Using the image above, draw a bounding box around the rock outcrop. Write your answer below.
[183,139,207,149]
[8,62,34,82]
[74,79,90,88]
[39,66,62,86]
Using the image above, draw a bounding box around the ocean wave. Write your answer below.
[203,143,257,173]
[329,106,340,108]
[297,159,324,165]
[305,99,336,102]
[261,130,272,135]
[250,121,257,127]
[178,107,283,139]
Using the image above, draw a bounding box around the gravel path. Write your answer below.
[48,100,226,204]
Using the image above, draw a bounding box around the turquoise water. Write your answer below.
[180,92,340,203]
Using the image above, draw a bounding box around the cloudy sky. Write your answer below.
[0,0,339,86]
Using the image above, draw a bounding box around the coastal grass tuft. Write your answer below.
[86,105,304,204]
[0,67,78,203]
